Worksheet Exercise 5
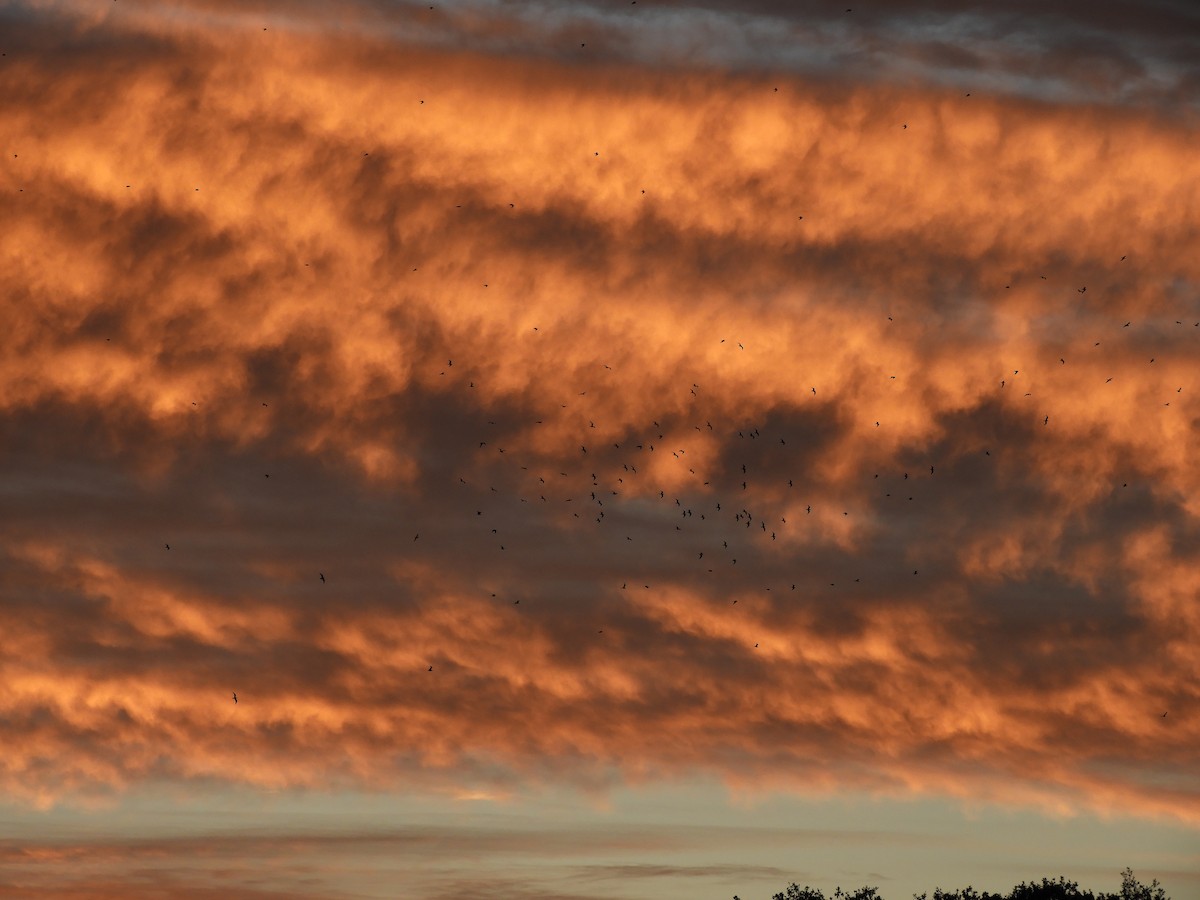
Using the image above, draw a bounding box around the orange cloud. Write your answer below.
[1,0,1198,834]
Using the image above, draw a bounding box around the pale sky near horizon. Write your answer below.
[1,1,1198,898]
[1,780,1197,898]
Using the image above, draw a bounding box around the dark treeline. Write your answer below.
[734,868,1170,900]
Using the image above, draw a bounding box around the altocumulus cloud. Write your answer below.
[0,0,1197,833]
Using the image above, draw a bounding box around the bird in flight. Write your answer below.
[232,692,237,703]
[319,573,325,583]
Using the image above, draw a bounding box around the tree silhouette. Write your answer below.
[771,885,827,900]
[770,887,881,900]
[1115,868,1168,900]
[912,889,1004,900]
[1007,876,1096,900]
[754,870,1168,900]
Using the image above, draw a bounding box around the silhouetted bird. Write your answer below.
[232,692,237,703]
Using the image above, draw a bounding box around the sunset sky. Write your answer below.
[1,1,1198,898]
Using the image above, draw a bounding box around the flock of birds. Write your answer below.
[28,9,1174,718]
[169,261,1188,724]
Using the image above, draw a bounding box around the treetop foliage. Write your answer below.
[749,869,1168,900]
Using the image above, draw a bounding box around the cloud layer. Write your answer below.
[1,0,1198,842]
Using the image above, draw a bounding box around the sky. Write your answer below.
[1,1,1198,898]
